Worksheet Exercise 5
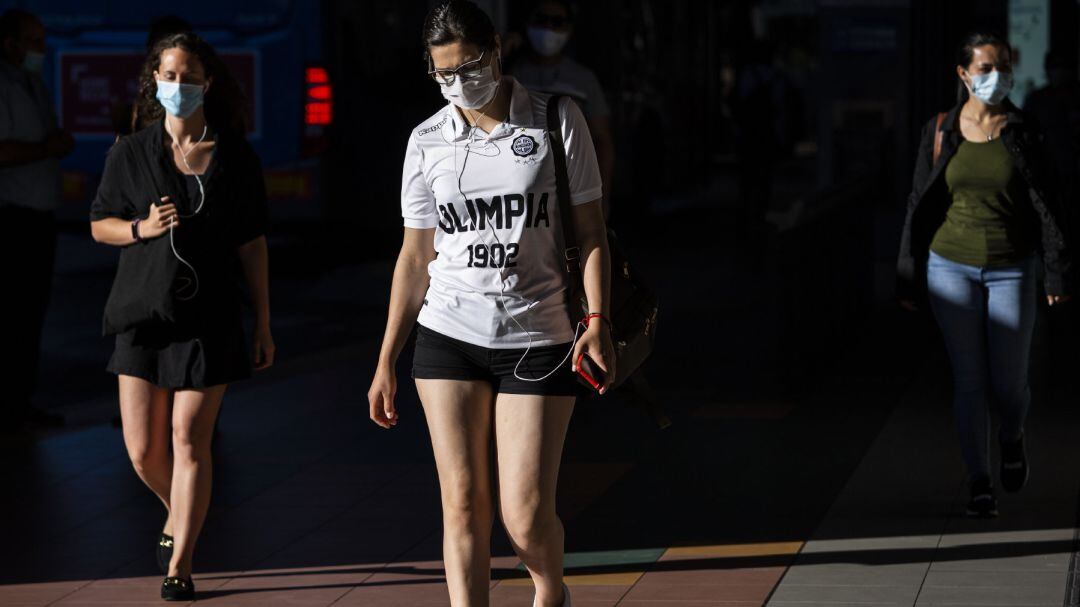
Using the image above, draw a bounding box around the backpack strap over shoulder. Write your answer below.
[546,95,581,275]
[933,111,947,166]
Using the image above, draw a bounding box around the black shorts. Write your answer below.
[412,324,582,397]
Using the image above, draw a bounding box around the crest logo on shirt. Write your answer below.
[511,134,538,157]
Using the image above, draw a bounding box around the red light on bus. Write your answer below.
[306,66,329,84]
[304,66,332,126]
[306,101,332,126]
[308,85,332,101]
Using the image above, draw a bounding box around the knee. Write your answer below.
[127,443,167,477]
[501,500,558,551]
[951,372,987,396]
[441,485,491,533]
[172,425,211,462]
[991,375,1029,405]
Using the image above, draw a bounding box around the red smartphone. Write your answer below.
[576,353,605,392]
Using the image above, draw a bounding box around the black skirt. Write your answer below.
[107,315,251,389]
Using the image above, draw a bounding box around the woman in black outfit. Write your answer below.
[898,32,1072,517]
[90,32,273,601]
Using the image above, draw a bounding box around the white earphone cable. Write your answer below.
[453,94,581,383]
[164,121,207,301]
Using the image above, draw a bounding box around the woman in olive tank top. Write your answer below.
[898,33,1073,518]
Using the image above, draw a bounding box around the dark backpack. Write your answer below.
[545,95,668,427]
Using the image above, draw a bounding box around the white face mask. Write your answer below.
[967,70,1013,105]
[440,63,500,110]
[527,26,569,57]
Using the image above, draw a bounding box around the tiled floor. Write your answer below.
[3,299,1078,605]
[767,357,1080,607]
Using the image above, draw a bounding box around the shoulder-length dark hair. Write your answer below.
[133,31,248,136]
[955,31,1012,104]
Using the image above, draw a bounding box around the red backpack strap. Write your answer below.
[932,112,947,165]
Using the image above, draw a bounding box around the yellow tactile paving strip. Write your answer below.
[660,541,804,560]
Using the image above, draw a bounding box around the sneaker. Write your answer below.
[965,477,998,518]
[1000,434,1029,493]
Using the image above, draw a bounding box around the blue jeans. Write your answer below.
[926,251,1037,482]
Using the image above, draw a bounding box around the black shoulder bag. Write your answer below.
[546,95,666,425]
[101,140,183,335]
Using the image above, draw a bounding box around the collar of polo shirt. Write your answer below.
[446,77,537,143]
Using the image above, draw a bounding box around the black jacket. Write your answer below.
[897,100,1072,298]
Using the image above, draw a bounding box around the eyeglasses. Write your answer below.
[530,12,570,29]
[428,49,488,86]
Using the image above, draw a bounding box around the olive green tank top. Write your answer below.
[929,137,1035,267]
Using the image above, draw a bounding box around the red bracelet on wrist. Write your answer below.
[582,313,610,328]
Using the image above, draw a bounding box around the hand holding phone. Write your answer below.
[575,352,605,392]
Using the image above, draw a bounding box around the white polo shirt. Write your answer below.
[401,77,602,349]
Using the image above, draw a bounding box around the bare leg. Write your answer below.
[494,393,575,607]
[416,379,495,607]
[168,385,226,578]
[118,375,174,534]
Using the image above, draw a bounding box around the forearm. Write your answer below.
[90,217,138,247]
[580,235,611,317]
[238,236,271,327]
[574,201,611,318]
[0,141,49,168]
[378,250,432,369]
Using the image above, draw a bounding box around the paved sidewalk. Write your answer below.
[768,355,1080,606]
[4,227,1078,605]
[0,330,894,606]
[3,345,1077,605]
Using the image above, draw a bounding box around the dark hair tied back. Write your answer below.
[422,0,496,55]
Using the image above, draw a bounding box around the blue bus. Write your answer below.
[2,0,331,223]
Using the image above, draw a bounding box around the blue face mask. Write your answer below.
[22,51,44,74]
[155,80,205,119]
[967,70,1013,105]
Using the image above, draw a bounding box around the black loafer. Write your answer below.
[965,476,999,518]
[1000,434,1029,493]
[161,576,194,601]
[157,534,174,574]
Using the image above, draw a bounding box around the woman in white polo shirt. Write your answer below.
[367,2,612,605]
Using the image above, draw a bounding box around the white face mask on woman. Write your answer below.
[440,63,500,110]
[527,26,569,57]
[967,70,1013,105]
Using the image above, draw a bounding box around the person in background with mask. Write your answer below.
[508,0,615,219]
[0,9,74,433]
[368,1,612,605]
[898,32,1073,518]
[90,32,272,601]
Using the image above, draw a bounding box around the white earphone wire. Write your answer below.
[453,94,581,383]
[163,121,208,301]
